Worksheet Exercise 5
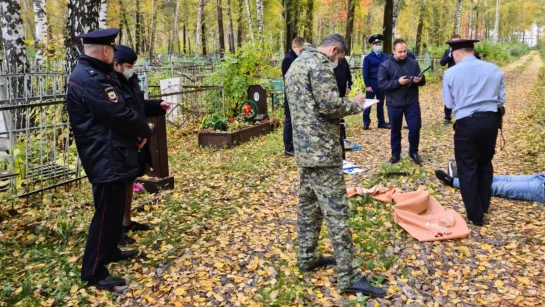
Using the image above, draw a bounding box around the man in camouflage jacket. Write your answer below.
[284,34,386,296]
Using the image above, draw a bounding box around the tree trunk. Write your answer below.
[283,0,294,54]
[244,0,255,42]
[99,0,107,28]
[493,0,499,43]
[195,0,204,54]
[468,0,473,38]
[183,23,187,54]
[217,0,226,55]
[170,0,181,55]
[202,19,207,55]
[226,0,235,53]
[135,0,141,54]
[392,0,403,38]
[236,0,243,48]
[256,0,264,42]
[363,7,372,52]
[65,0,100,74]
[33,0,48,68]
[382,0,394,53]
[306,0,314,44]
[1,0,29,96]
[119,0,134,48]
[345,0,355,54]
[414,0,426,56]
[149,0,158,59]
[455,0,462,34]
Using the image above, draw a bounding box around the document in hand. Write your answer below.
[363,99,380,110]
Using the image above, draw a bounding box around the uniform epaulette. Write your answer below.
[83,66,101,77]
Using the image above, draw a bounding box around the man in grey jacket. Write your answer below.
[378,38,426,164]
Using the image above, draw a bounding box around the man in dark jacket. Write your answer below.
[67,29,150,290]
[378,39,426,165]
[282,37,305,156]
[334,57,353,159]
[440,34,481,124]
[113,46,173,246]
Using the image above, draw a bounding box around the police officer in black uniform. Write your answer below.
[112,45,173,245]
[66,29,153,289]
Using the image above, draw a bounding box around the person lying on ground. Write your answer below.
[435,169,545,203]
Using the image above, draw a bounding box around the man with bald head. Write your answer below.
[67,29,152,289]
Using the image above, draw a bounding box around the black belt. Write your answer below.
[470,111,498,118]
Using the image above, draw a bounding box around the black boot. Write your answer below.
[342,277,387,297]
[113,249,139,262]
[389,155,400,164]
[410,152,422,164]
[118,233,136,247]
[299,256,337,272]
[90,276,126,290]
[435,169,454,187]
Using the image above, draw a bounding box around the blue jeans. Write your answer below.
[454,174,545,203]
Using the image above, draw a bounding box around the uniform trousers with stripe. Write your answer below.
[81,180,127,282]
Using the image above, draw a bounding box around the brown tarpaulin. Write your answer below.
[347,186,470,242]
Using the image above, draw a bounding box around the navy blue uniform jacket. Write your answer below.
[363,52,388,90]
[67,55,152,184]
[377,55,426,107]
[440,49,481,68]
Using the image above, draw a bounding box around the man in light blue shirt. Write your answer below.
[441,39,505,226]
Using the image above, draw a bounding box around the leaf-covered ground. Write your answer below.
[1,52,544,307]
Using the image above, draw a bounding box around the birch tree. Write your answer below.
[33,0,48,67]
[99,0,107,28]
[170,0,181,55]
[245,0,255,42]
[1,0,29,97]
[455,0,462,34]
[256,0,264,42]
[226,0,235,53]
[195,0,205,55]
[493,0,500,43]
[149,0,158,58]
[65,0,100,74]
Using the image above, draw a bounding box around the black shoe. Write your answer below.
[363,125,370,130]
[118,233,136,247]
[469,219,484,227]
[342,277,387,297]
[389,155,400,164]
[444,119,452,125]
[409,152,422,164]
[123,221,151,232]
[284,151,294,156]
[435,169,454,187]
[114,249,139,262]
[91,276,126,290]
[403,126,409,130]
[299,256,337,272]
[378,123,391,129]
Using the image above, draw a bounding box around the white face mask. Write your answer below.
[122,68,135,79]
[373,45,383,53]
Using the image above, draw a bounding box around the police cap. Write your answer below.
[368,34,384,44]
[446,39,480,51]
[76,28,119,47]
[114,45,138,64]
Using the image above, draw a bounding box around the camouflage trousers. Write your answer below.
[297,166,362,289]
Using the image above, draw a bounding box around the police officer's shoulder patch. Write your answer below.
[105,87,118,103]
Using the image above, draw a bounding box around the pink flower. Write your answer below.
[133,182,144,192]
